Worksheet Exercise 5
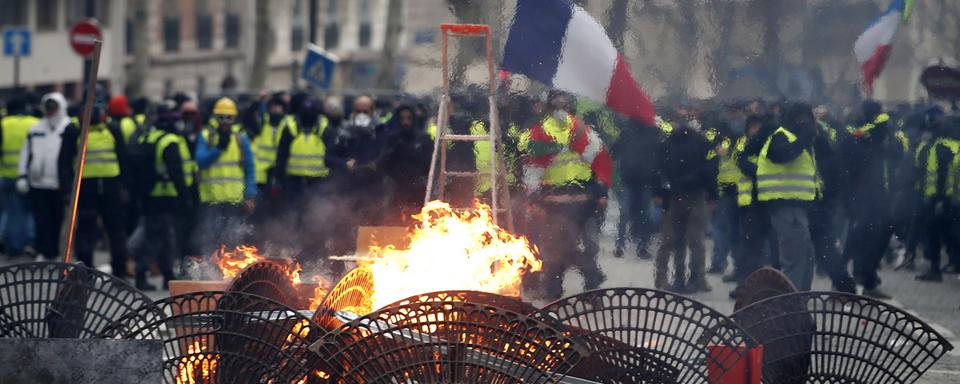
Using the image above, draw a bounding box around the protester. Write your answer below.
[0,97,37,258]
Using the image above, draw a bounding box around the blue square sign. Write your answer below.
[302,44,338,89]
[3,27,31,57]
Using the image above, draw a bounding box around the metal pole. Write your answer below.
[308,0,318,44]
[13,52,19,89]
[62,41,102,264]
[82,0,95,86]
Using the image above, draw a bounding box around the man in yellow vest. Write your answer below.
[524,91,610,300]
[0,97,38,257]
[194,97,257,257]
[916,106,960,282]
[708,122,742,275]
[254,94,295,192]
[755,103,819,291]
[61,91,129,277]
[107,95,140,143]
[135,103,195,290]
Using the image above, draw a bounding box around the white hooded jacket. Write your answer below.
[18,93,70,190]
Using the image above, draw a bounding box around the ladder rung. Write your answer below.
[445,171,482,177]
[442,134,490,141]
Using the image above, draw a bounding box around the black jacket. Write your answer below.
[657,127,716,199]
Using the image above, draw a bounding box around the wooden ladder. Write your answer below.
[424,23,514,230]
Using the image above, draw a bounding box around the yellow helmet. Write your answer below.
[212,97,238,116]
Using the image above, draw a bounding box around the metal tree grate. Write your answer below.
[378,290,539,316]
[0,262,152,338]
[101,291,323,384]
[312,266,374,330]
[534,288,758,383]
[732,291,955,384]
[311,300,588,383]
[227,260,300,308]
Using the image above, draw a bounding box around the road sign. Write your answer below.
[302,44,338,89]
[3,27,30,57]
[69,20,102,57]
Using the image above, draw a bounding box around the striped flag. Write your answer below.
[854,0,912,94]
[501,0,655,126]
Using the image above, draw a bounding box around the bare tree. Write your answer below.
[606,0,629,51]
[127,0,150,98]
[376,0,404,90]
[248,0,272,91]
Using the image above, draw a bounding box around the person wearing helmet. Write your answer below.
[135,101,195,290]
[60,86,130,277]
[193,97,256,256]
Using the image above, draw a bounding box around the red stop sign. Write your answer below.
[69,20,102,57]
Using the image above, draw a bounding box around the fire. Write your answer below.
[176,340,218,384]
[363,201,541,310]
[214,244,265,279]
[307,275,328,311]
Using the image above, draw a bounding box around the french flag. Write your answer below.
[502,0,655,127]
[854,0,911,94]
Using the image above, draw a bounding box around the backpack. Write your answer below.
[128,130,168,200]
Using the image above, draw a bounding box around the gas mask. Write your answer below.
[352,113,372,127]
[269,112,284,126]
[551,109,568,123]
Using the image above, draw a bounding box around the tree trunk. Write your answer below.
[446,0,485,88]
[248,0,272,91]
[376,0,403,90]
[127,0,149,98]
[606,0,629,50]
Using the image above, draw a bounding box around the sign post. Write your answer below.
[3,27,31,89]
[69,20,102,57]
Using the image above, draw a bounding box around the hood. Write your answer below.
[40,92,70,131]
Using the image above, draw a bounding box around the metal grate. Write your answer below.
[312,266,375,330]
[0,262,152,338]
[734,267,798,312]
[378,290,538,316]
[101,291,323,384]
[534,288,757,384]
[227,260,300,308]
[732,291,955,384]
[311,300,588,383]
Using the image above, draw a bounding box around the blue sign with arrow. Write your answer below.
[302,44,338,89]
[3,27,31,57]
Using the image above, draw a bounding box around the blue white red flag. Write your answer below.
[502,0,655,126]
[854,0,911,94]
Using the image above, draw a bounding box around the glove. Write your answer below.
[217,130,231,150]
[15,177,29,195]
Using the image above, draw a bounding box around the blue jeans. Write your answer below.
[0,178,34,254]
[710,191,739,270]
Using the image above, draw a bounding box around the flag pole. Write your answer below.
[62,40,103,264]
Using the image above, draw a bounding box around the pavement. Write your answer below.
[3,198,959,383]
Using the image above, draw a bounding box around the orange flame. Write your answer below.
[307,275,328,311]
[214,244,265,279]
[363,201,541,310]
[176,340,218,384]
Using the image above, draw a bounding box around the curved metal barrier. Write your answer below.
[101,291,322,384]
[0,262,152,338]
[535,287,758,383]
[732,291,955,384]
[312,300,588,383]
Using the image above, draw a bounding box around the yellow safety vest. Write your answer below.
[923,138,959,199]
[655,116,673,138]
[287,123,329,178]
[110,116,138,143]
[200,127,245,204]
[471,121,524,193]
[0,115,37,177]
[756,127,817,202]
[848,113,890,138]
[541,115,593,187]
[146,131,196,197]
[82,125,121,179]
[134,114,146,125]
[254,115,296,184]
[717,136,743,187]
[737,154,757,207]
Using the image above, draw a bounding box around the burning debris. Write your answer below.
[362,200,541,309]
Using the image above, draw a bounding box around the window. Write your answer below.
[0,0,27,28]
[195,0,213,50]
[35,0,58,31]
[358,0,372,48]
[224,1,243,48]
[291,0,306,51]
[162,0,180,52]
[65,0,110,27]
[323,0,339,49]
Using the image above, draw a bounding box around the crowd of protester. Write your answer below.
[0,87,957,301]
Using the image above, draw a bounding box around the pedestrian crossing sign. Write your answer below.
[302,44,338,89]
